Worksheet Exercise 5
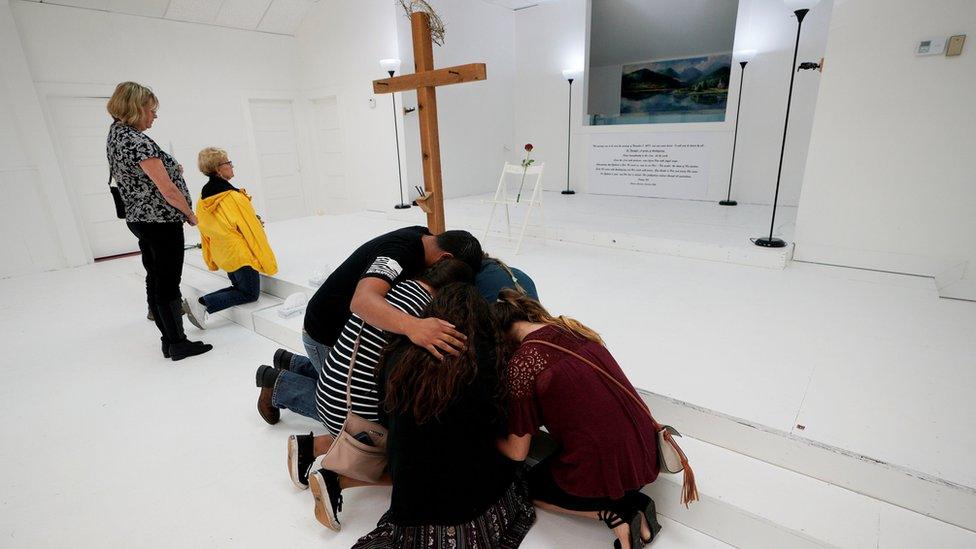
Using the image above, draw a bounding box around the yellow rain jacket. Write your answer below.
[196,182,277,275]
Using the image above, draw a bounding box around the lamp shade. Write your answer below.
[379,58,402,74]
[561,68,583,81]
[783,0,820,10]
[734,49,758,62]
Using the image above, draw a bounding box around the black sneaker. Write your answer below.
[308,468,342,532]
[273,348,295,371]
[287,432,315,489]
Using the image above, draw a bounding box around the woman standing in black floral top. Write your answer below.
[106,81,211,361]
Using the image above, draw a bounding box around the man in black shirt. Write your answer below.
[257,225,483,424]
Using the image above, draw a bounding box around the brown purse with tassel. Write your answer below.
[527,340,699,507]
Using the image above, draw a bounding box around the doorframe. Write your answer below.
[304,85,356,215]
[241,90,313,221]
[35,81,118,262]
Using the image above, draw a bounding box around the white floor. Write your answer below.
[0,257,728,548]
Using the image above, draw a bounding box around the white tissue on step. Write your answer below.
[277,292,308,318]
[309,266,332,287]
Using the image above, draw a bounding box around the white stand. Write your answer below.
[483,162,545,254]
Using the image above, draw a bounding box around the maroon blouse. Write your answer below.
[507,325,660,499]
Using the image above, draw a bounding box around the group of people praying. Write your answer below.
[107,81,664,549]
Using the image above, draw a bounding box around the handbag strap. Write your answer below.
[526,338,699,507]
[524,339,662,431]
[343,323,365,411]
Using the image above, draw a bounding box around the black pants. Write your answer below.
[526,456,638,517]
[127,221,185,340]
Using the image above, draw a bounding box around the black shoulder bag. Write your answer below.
[108,171,126,219]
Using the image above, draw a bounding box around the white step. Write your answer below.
[184,247,315,300]
[179,267,282,331]
[657,437,976,549]
[645,390,976,532]
[252,303,305,352]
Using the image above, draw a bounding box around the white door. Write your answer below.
[49,96,138,258]
[311,96,349,211]
[248,99,307,221]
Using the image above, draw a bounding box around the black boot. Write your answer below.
[150,302,171,358]
[159,299,212,361]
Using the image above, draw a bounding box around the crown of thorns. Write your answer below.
[399,0,446,46]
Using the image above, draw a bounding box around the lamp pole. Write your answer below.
[721,53,754,206]
[755,8,809,247]
[381,58,410,210]
[389,68,410,209]
[562,72,576,195]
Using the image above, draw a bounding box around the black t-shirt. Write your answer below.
[303,226,429,346]
[378,325,515,526]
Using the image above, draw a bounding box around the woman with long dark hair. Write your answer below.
[492,289,663,549]
[319,283,535,548]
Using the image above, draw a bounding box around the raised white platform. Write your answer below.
[386,192,797,269]
[177,209,976,547]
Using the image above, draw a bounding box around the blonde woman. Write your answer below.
[182,147,277,327]
[492,290,661,549]
[106,81,212,361]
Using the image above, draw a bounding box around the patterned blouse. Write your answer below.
[106,121,191,223]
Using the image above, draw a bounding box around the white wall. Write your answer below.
[0,0,85,278]
[395,0,517,201]
[5,0,300,270]
[513,0,833,206]
[794,0,976,285]
[295,0,516,213]
[295,0,401,213]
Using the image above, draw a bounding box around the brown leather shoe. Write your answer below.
[258,386,280,425]
[256,365,281,425]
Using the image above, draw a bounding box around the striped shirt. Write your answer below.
[315,279,432,434]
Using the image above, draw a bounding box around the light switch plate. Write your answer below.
[916,37,946,56]
[946,35,966,57]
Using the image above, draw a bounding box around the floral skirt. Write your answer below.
[352,477,536,549]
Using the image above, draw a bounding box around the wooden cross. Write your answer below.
[372,12,487,235]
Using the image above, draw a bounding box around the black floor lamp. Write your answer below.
[380,58,410,209]
[754,0,820,247]
[720,49,757,207]
[561,68,582,195]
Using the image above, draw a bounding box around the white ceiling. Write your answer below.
[480,0,547,10]
[19,0,319,35]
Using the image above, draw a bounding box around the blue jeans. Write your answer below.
[272,331,330,421]
[201,266,260,314]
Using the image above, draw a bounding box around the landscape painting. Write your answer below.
[618,53,732,123]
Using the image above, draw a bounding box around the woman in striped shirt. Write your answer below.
[286,259,474,491]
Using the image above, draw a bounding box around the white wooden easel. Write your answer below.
[483,162,545,254]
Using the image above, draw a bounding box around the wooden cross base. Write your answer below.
[372,12,487,234]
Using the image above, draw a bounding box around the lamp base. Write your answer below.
[754,237,787,248]
[719,200,738,206]
[394,203,411,210]
[561,189,576,195]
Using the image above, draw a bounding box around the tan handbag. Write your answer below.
[528,340,699,507]
[321,328,389,483]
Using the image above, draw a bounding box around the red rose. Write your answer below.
[525,143,533,151]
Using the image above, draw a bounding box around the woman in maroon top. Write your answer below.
[493,289,661,549]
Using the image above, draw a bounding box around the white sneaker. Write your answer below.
[180,286,208,329]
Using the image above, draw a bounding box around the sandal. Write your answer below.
[598,508,643,549]
[632,492,662,544]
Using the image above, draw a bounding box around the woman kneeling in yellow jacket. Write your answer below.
[182,147,277,329]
